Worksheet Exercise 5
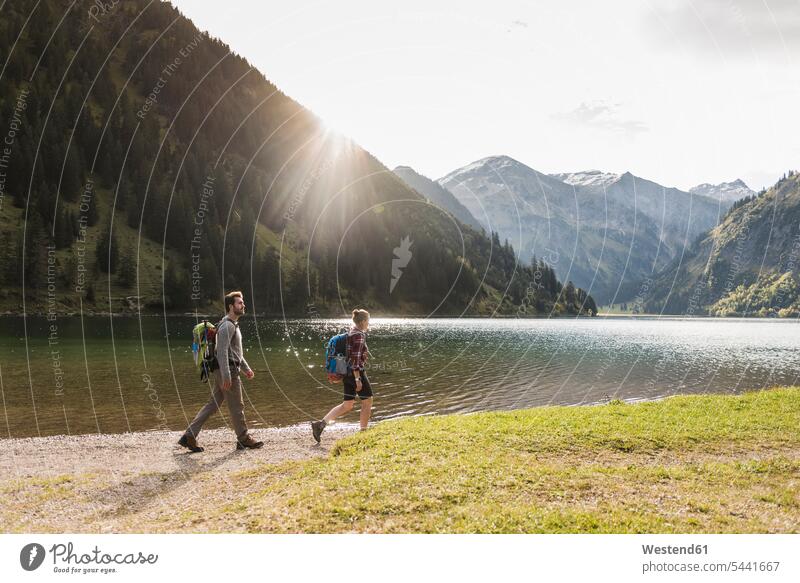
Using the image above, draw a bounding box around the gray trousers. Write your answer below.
[187,368,248,440]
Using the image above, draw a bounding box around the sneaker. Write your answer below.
[311,420,326,444]
[178,433,204,453]
[236,434,264,450]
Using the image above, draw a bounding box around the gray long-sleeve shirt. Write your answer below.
[215,315,252,382]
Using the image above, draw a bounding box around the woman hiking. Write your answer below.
[312,309,373,443]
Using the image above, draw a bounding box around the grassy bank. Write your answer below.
[208,387,800,533]
[2,388,799,533]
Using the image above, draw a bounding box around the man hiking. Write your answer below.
[312,309,373,443]
[179,291,263,452]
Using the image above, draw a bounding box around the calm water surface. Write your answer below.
[0,316,797,438]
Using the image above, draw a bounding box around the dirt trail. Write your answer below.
[0,424,357,532]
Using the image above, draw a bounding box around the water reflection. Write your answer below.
[0,316,797,437]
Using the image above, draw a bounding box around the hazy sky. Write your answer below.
[170,0,800,191]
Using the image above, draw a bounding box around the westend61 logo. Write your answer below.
[19,542,158,574]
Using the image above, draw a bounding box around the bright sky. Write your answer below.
[170,0,800,191]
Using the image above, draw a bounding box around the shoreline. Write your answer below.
[2,388,798,533]
[0,424,358,480]
[0,311,599,318]
[2,312,794,319]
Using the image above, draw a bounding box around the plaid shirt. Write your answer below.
[347,326,368,371]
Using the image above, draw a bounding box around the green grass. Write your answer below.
[599,302,652,315]
[209,387,800,533]
[0,474,87,531]
[2,388,798,533]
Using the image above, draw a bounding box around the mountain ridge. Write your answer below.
[0,0,596,317]
[689,179,755,205]
[642,172,800,316]
[392,165,483,231]
[437,155,724,304]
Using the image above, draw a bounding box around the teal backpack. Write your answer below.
[324,332,349,382]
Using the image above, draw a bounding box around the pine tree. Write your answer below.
[2,231,21,286]
[23,210,45,291]
[164,261,188,310]
[69,209,79,238]
[55,206,72,249]
[95,225,119,274]
[62,145,83,202]
[85,189,99,227]
[563,281,576,311]
[117,246,136,288]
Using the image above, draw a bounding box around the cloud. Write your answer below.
[643,0,800,58]
[551,100,649,136]
[506,19,529,33]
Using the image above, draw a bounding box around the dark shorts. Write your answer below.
[343,370,373,401]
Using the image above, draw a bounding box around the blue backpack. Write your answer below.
[324,332,349,382]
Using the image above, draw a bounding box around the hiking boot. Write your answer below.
[178,433,204,453]
[236,434,264,450]
[311,420,326,444]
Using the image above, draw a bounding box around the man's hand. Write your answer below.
[244,369,255,380]
[355,375,363,393]
[221,378,232,391]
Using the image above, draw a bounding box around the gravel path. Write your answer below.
[0,424,358,532]
[1,424,358,478]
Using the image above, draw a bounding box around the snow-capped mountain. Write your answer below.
[438,155,573,223]
[551,170,622,189]
[689,179,755,206]
[437,156,723,303]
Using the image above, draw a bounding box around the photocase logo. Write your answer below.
[390,235,413,294]
[20,543,46,571]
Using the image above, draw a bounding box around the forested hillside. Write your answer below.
[0,0,595,316]
[642,173,800,316]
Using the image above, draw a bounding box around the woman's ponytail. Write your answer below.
[352,308,370,325]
